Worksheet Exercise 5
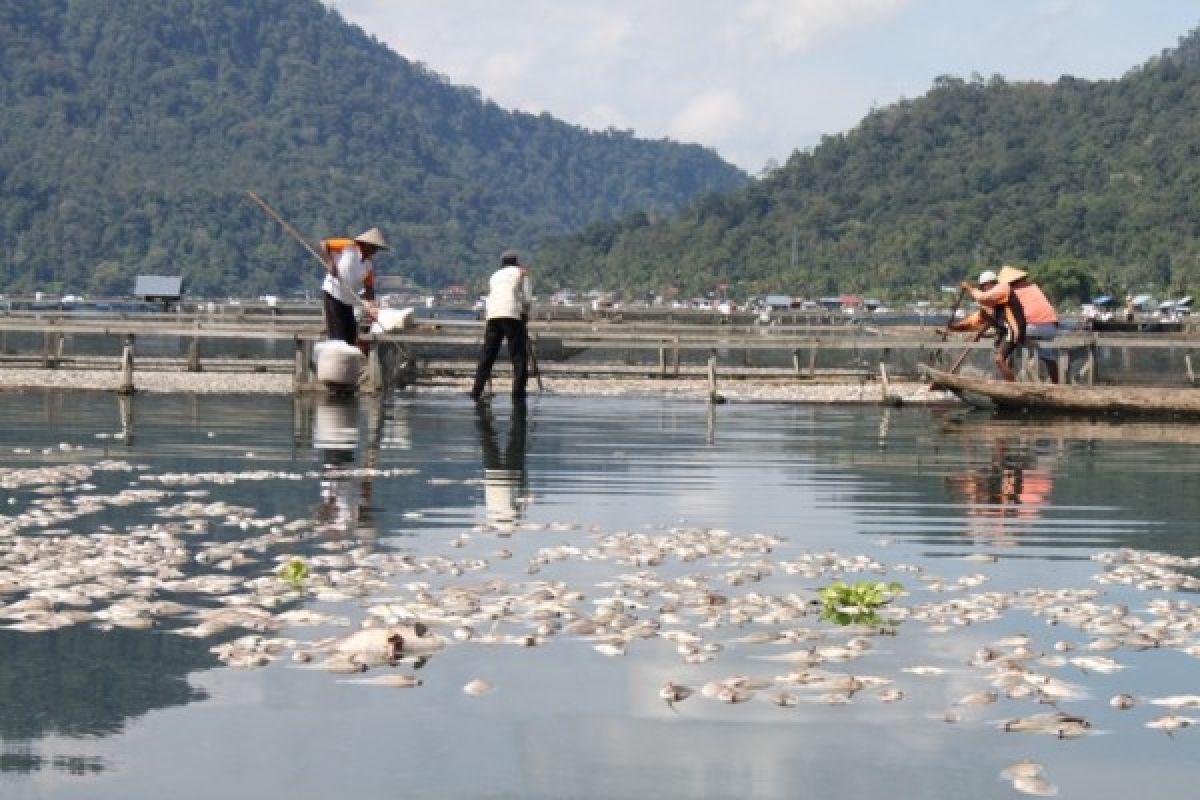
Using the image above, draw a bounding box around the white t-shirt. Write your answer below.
[485,265,533,320]
[322,244,373,306]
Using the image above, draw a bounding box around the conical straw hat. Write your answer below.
[997,264,1027,284]
[353,228,389,250]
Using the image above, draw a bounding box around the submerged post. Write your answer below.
[117,334,135,395]
[363,346,383,394]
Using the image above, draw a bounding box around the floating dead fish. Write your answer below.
[1150,695,1200,710]
[1011,775,1058,797]
[901,666,946,677]
[1145,714,1196,736]
[1003,711,1092,738]
[1000,761,1044,781]
[955,691,998,706]
[463,679,494,697]
[877,688,905,703]
[339,674,423,688]
[659,681,693,711]
[1069,655,1124,674]
[1110,693,1138,710]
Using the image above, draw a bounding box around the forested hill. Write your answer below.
[0,0,745,296]
[538,26,1200,302]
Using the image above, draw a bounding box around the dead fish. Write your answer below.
[901,665,946,677]
[1069,655,1124,674]
[1109,693,1138,710]
[1150,695,1200,710]
[877,688,905,703]
[1011,775,1059,797]
[954,691,998,706]
[1003,711,1092,738]
[463,679,494,697]
[1000,761,1044,781]
[659,681,694,711]
[338,674,423,688]
[1145,714,1196,736]
[750,648,822,665]
[718,686,753,704]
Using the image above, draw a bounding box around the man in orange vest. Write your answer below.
[319,228,387,347]
[962,265,1060,383]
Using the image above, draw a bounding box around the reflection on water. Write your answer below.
[0,392,1199,799]
[476,400,529,527]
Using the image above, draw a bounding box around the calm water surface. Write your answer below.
[1,390,1198,799]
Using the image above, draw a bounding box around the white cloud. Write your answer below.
[726,0,911,55]
[668,90,745,144]
[579,15,632,57]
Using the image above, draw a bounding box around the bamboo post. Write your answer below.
[117,334,135,395]
[118,392,134,444]
[187,336,202,372]
[293,337,307,392]
[879,362,891,403]
[707,353,724,404]
[1187,353,1195,386]
[1085,341,1096,385]
[673,336,680,377]
[808,341,819,379]
[792,348,801,375]
[659,345,666,376]
[1058,349,1069,385]
[363,346,383,394]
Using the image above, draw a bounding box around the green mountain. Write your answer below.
[0,0,745,297]
[538,26,1200,304]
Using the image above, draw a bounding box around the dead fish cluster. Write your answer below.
[6,447,1200,800]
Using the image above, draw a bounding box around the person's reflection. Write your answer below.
[476,400,530,529]
[313,395,381,536]
[947,436,1054,544]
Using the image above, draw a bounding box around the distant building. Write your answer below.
[133,275,183,311]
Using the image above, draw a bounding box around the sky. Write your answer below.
[331,1,1200,173]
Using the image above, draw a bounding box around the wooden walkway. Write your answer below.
[2,310,1198,392]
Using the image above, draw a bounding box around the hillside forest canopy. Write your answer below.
[537,25,1200,307]
[0,0,745,298]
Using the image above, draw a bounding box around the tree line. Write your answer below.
[0,0,745,298]
[538,26,1200,306]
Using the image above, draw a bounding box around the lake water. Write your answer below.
[1,390,1198,799]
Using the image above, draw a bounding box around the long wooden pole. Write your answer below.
[246,191,327,269]
[246,191,367,312]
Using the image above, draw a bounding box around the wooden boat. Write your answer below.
[921,365,1200,417]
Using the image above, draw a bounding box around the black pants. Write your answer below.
[471,317,528,397]
[323,291,358,345]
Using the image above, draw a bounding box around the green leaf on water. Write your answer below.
[278,558,309,589]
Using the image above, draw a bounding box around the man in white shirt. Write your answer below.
[470,250,533,401]
[319,228,387,346]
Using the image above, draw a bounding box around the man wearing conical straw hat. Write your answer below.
[961,264,1060,383]
[319,227,388,347]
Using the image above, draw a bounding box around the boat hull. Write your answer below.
[921,365,1200,417]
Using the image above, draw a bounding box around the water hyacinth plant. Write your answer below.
[278,558,310,590]
[817,580,905,626]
